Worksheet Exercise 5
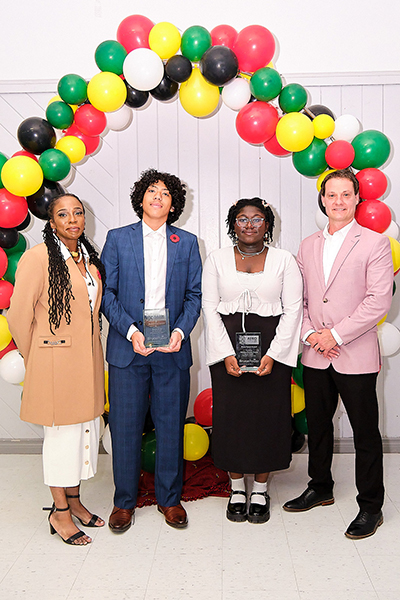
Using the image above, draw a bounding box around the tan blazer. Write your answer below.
[7,243,105,426]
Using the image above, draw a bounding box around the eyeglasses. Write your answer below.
[235,217,265,228]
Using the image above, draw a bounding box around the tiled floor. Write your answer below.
[0,451,399,599]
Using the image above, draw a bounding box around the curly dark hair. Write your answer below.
[226,198,275,244]
[43,193,106,334]
[130,168,186,224]
[320,168,359,197]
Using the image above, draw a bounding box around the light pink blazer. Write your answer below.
[297,221,393,374]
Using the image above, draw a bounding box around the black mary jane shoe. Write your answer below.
[226,490,247,522]
[345,510,383,540]
[248,491,270,524]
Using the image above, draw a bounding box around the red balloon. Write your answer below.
[193,388,213,427]
[0,280,14,309]
[64,125,100,156]
[263,119,291,156]
[117,14,154,52]
[0,247,7,277]
[210,24,238,49]
[325,140,355,169]
[236,101,278,145]
[233,25,275,73]
[12,150,39,162]
[0,189,28,228]
[356,168,388,200]
[0,338,17,360]
[355,199,391,233]
[74,105,107,137]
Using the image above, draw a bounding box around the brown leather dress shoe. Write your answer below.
[157,503,188,529]
[108,506,135,533]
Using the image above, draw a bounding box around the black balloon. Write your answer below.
[15,212,31,231]
[0,227,19,249]
[200,45,238,86]
[27,180,65,220]
[303,104,335,120]
[150,72,178,102]
[165,55,192,83]
[124,81,149,108]
[17,117,56,155]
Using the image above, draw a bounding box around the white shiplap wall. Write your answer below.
[0,73,399,442]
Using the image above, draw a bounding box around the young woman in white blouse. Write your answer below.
[202,198,303,523]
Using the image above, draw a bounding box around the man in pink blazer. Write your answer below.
[283,169,393,540]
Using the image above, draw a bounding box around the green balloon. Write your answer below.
[279,83,308,113]
[292,138,328,177]
[5,234,27,256]
[292,353,304,388]
[3,252,23,285]
[39,149,71,182]
[95,40,127,75]
[351,130,391,170]
[181,26,212,62]
[0,152,8,189]
[46,101,74,130]
[141,430,156,474]
[57,74,87,105]
[294,409,308,435]
[250,67,282,102]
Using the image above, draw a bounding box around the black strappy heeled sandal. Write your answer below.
[44,504,90,545]
[66,493,104,528]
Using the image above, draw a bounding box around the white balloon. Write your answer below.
[378,322,400,356]
[102,424,112,455]
[0,350,25,384]
[315,208,328,230]
[222,78,251,111]
[384,220,399,240]
[333,114,361,142]
[106,105,133,131]
[123,48,164,92]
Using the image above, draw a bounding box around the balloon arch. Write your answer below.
[0,14,399,392]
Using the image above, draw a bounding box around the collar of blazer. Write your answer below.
[129,220,180,293]
[314,220,361,291]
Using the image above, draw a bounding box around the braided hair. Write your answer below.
[226,198,275,244]
[43,194,106,334]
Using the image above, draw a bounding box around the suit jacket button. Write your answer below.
[140,298,144,303]
[138,321,142,326]
[323,298,328,303]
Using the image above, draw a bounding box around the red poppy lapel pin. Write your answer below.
[170,234,180,243]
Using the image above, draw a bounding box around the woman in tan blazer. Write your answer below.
[8,193,106,545]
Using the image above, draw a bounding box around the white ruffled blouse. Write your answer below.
[202,245,303,367]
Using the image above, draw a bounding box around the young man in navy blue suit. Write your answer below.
[101,169,202,532]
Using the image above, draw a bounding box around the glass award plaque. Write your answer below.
[236,332,262,372]
[144,308,170,348]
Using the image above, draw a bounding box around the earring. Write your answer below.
[233,232,238,243]
[170,208,174,212]
[52,228,56,233]
[139,203,143,207]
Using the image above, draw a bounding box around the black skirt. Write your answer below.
[210,312,292,474]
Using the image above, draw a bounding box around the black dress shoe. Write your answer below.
[283,488,334,512]
[345,510,383,540]
[248,491,270,524]
[226,490,247,522]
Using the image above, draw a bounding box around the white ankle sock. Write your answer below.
[251,480,268,505]
[230,477,246,503]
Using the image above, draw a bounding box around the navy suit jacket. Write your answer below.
[101,220,202,370]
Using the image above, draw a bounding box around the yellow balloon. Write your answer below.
[104,371,109,412]
[316,168,336,192]
[87,71,127,113]
[377,314,387,326]
[56,136,86,164]
[0,315,12,351]
[313,114,335,140]
[291,384,305,415]
[183,423,209,461]
[179,67,220,118]
[1,156,43,196]
[276,112,314,152]
[149,22,181,59]
[47,95,78,112]
[387,236,400,273]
